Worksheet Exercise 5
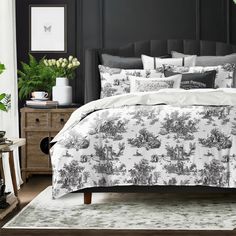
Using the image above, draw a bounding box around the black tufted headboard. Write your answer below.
[84,39,236,104]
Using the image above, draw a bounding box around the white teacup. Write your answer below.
[32,91,48,100]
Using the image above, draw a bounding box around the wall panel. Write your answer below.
[103,0,197,48]
[16,0,235,104]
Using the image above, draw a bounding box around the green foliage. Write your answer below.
[0,93,7,111]
[0,63,10,112]
[0,93,11,112]
[0,63,5,75]
[18,54,55,100]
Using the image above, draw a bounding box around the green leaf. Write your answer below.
[0,93,6,101]
[0,63,6,75]
[21,62,31,75]
[0,102,7,112]
[29,54,38,67]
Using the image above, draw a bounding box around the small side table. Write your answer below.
[0,138,26,220]
[0,138,26,197]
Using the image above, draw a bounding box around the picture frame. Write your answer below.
[29,4,67,53]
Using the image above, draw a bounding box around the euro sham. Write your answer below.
[172,51,236,67]
[101,54,143,69]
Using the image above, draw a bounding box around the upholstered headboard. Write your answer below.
[84,39,236,103]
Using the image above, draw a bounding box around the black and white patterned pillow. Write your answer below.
[129,74,182,93]
[99,65,165,98]
[165,64,236,88]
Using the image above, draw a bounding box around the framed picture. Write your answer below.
[29,4,67,53]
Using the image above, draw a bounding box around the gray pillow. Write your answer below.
[101,54,143,69]
[172,51,236,67]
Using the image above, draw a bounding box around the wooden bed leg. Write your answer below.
[84,192,92,204]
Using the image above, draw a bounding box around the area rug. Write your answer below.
[3,186,236,230]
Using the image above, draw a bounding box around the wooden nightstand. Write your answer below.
[20,107,78,182]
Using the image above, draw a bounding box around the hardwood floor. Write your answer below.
[1,175,236,236]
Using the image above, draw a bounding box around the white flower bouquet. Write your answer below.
[44,56,80,80]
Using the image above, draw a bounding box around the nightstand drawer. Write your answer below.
[26,113,49,128]
[51,112,72,129]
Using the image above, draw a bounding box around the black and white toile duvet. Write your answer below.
[51,89,236,199]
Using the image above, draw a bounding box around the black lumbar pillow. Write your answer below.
[164,70,217,90]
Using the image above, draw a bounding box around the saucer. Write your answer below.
[31,97,49,101]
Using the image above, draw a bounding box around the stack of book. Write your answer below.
[26,100,58,108]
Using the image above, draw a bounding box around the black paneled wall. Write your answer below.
[16,0,236,104]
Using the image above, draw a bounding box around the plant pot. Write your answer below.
[52,77,72,106]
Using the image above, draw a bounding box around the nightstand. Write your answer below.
[20,107,78,182]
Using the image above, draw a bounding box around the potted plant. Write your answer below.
[43,56,80,105]
[18,54,55,100]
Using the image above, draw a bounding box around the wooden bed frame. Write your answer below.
[84,192,92,204]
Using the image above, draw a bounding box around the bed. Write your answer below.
[50,39,236,204]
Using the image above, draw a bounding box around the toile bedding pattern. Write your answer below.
[51,89,236,199]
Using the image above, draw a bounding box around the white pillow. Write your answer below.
[129,74,182,93]
[141,54,196,70]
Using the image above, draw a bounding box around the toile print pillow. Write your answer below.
[141,54,196,70]
[129,74,182,93]
[99,65,165,98]
[165,64,236,88]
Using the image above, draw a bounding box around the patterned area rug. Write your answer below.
[3,186,236,230]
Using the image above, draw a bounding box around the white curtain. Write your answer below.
[0,0,23,192]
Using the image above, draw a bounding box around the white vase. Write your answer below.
[52,77,72,106]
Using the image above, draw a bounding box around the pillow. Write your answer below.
[100,54,171,69]
[129,74,182,93]
[142,54,196,70]
[164,70,216,90]
[172,51,236,67]
[101,54,143,69]
[99,65,165,98]
[165,64,235,88]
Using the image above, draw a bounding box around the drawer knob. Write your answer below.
[60,118,65,124]
[35,118,40,123]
